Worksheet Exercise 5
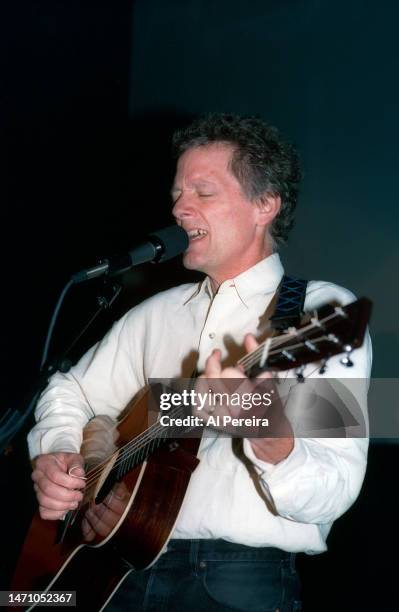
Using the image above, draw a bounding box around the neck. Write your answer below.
[208,248,275,295]
[209,277,221,294]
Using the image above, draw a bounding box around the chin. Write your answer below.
[182,253,206,273]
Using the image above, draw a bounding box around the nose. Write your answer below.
[172,190,196,222]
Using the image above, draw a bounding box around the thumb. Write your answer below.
[204,348,223,377]
[64,453,86,479]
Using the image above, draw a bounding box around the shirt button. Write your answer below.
[199,560,207,569]
[208,332,216,339]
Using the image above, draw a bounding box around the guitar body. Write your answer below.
[11,391,201,610]
[10,521,134,611]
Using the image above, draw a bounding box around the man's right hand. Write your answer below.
[31,452,86,520]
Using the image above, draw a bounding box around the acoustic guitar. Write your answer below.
[10,297,371,611]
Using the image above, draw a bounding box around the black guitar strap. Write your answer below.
[232,273,308,516]
[270,275,308,331]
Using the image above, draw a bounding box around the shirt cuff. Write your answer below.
[242,437,307,476]
[27,430,82,459]
[243,437,309,500]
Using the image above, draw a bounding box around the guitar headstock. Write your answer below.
[244,297,372,377]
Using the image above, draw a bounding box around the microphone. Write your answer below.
[71,225,189,283]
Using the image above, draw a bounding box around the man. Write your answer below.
[29,114,372,611]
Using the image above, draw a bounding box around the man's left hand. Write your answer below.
[199,334,294,465]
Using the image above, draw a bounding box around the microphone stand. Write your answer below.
[0,224,188,455]
[0,280,122,455]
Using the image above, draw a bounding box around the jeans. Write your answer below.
[105,539,302,612]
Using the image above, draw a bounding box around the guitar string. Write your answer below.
[238,310,341,370]
[240,332,333,371]
[82,324,334,491]
[80,310,345,491]
[81,400,190,489]
[238,326,322,370]
[80,310,344,492]
[79,331,311,492]
[82,311,338,488]
[80,311,344,493]
[80,404,188,497]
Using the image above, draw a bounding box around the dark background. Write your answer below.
[2,0,398,609]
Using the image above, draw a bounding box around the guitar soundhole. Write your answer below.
[94,472,119,504]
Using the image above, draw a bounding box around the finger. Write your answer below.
[85,505,119,536]
[204,349,222,377]
[113,481,129,499]
[34,453,86,481]
[217,366,246,380]
[101,494,126,516]
[243,335,274,380]
[36,491,80,512]
[195,349,225,408]
[32,465,86,490]
[35,488,83,511]
[257,370,274,379]
[39,507,68,521]
[103,486,129,513]
[34,477,84,503]
[81,517,96,542]
[244,333,259,353]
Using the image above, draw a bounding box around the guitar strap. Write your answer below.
[232,274,308,516]
[269,275,308,331]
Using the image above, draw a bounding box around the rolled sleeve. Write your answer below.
[244,436,367,523]
[242,284,372,525]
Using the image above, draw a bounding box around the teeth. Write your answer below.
[187,229,208,239]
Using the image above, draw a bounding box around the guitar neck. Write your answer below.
[238,297,371,377]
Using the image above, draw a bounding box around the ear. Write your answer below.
[254,193,281,227]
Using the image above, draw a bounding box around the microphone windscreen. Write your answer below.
[149,225,189,262]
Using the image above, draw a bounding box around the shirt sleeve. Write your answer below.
[243,433,368,524]
[243,282,372,525]
[27,305,147,459]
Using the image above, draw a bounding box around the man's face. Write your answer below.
[172,143,269,285]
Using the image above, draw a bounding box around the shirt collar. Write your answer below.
[183,278,211,305]
[183,253,284,307]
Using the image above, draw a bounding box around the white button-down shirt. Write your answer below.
[28,254,372,553]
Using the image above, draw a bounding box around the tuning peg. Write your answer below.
[340,353,354,367]
[319,359,328,374]
[295,366,305,383]
[340,344,354,367]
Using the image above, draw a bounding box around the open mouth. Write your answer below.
[187,228,208,242]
